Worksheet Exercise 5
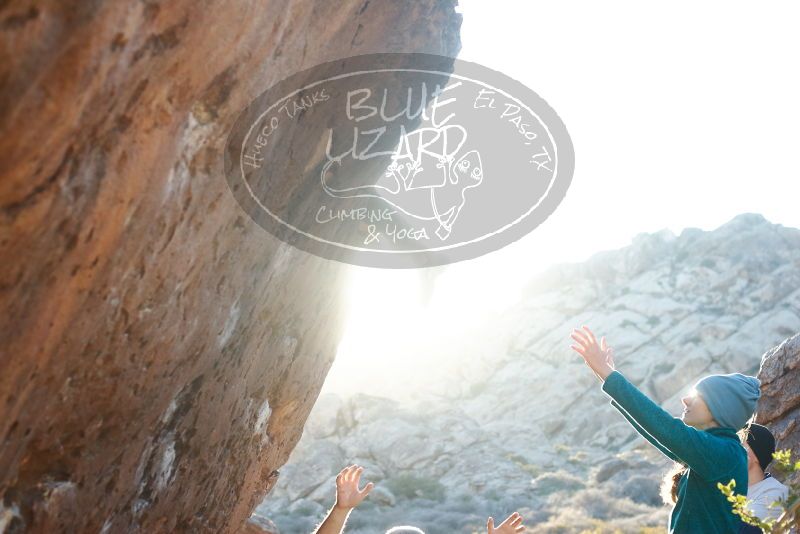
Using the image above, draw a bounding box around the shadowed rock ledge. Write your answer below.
[0,1,461,532]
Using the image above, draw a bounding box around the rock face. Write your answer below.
[259,214,800,533]
[757,332,800,486]
[0,1,461,533]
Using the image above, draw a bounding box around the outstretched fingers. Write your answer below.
[351,465,374,497]
[337,465,356,486]
[570,329,592,360]
[351,466,373,506]
[334,464,375,509]
[571,326,607,356]
[335,466,347,485]
[581,325,597,344]
[571,328,589,346]
[360,481,374,497]
[352,465,363,482]
[500,512,525,533]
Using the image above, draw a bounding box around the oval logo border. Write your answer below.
[223,53,575,269]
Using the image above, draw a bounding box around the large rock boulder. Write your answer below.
[0,1,461,532]
[756,332,800,486]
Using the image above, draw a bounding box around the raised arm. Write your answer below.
[609,398,682,463]
[570,326,732,481]
[604,343,679,462]
[600,370,726,477]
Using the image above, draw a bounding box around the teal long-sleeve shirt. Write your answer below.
[601,370,748,534]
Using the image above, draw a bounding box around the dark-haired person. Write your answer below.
[570,325,761,533]
[312,464,526,534]
[738,423,789,533]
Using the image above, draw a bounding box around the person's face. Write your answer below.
[680,389,715,428]
[743,441,759,470]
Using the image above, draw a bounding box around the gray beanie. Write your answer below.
[694,373,761,430]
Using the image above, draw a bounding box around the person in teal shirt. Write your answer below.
[570,325,761,533]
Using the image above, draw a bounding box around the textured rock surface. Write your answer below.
[0,1,461,532]
[259,214,800,533]
[757,332,800,486]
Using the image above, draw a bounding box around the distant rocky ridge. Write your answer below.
[258,213,800,533]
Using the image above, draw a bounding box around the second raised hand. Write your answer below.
[334,465,374,510]
[570,325,615,381]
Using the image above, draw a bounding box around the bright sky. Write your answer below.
[321,1,800,400]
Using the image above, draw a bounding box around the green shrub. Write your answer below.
[386,474,446,502]
[506,452,541,476]
[531,471,585,495]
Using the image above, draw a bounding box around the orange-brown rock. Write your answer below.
[0,1,461,532]
[756,332,800,486]
[241,516,279,534]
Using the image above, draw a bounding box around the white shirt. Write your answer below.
[745,475,790,522]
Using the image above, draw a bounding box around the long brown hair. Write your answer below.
[660,461,688,504]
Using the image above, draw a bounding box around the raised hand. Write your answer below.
[334,465,374,510]
[570,325,615,381]
[487,512,525,534]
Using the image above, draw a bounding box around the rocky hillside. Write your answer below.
[0,1,461,532]
[257,213,800,533]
